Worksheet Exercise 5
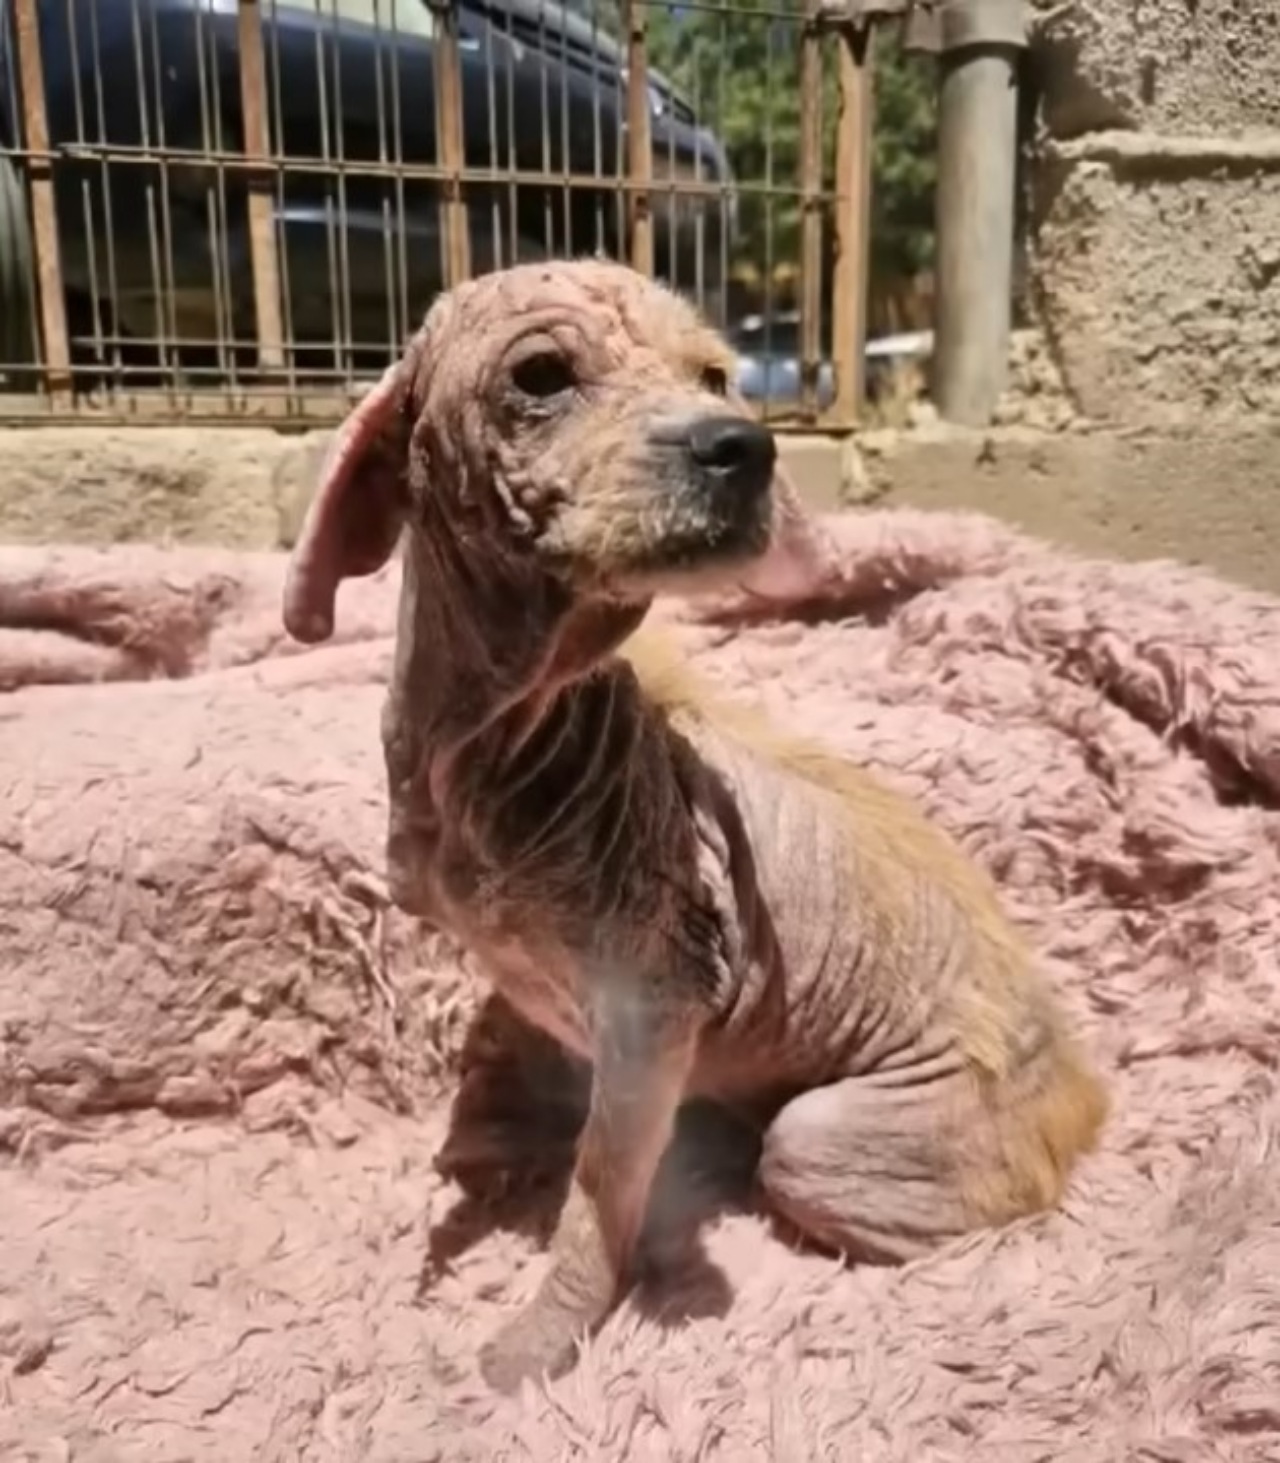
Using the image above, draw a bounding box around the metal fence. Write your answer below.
[0,0,878,428]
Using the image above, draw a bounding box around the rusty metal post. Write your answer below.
[430,0,471,287]
[932,0,1028,424]
[829,23,874,426]
[797,0,824,421]
[623,0,653,276]
[236,0,284,370]
[12,0,70,399]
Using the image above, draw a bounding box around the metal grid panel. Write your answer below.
[0,0,873,428]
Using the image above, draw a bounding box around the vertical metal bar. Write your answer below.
[763,16,777,405]
[661,3,675,287]
[797,0,824,420]
[558,0,571,254]
[830,22,873,426]
[311,2,342,380]
[0,1,37,378]
[328,0,355,387]
[373,0,396,355]
[623,0,652,276]
[212,0,240,392]
[714,5,727,332]
[236,0,284,370]
[65,0,99,374]
[265,0,296,397]
[13,0,71,399]
[537,1,552,255]
[145,1,181,396]
[502,4,517,263]
[589,0,605,259]
[130,0,167,384]
[479,0,502,268]
[432,0,471,285]
[195,0,227,383]
[691,41,705,313]
[391,0,411,347]
[88,0,124,391]
[613,11,626,263]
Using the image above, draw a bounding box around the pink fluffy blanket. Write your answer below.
[1,509,1279,1462]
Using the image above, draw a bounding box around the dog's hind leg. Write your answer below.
[756,1040,1107,1264]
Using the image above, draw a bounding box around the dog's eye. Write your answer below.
[700,365,729,397]
[511,352,575,399]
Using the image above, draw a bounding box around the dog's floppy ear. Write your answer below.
[283,363,412,643]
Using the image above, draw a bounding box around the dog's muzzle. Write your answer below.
[686,415,776,503]
[649,412,777,524]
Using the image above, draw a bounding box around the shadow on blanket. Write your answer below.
[2,508,1278,1462]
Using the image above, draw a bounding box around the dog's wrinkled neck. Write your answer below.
[381,522,648,916]
[393,531,551,739]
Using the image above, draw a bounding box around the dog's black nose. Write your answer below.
[687,416,776,496]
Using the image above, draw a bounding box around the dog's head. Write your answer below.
[283,259,825,645]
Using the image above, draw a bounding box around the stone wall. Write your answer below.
[1024,1,1280,431]
[1032,0,1279,139]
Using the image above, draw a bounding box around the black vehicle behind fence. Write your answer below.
[0,0,735,387]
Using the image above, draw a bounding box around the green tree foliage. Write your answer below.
[868,31,937,283]
[643,3,936,293]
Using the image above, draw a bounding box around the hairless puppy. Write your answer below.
[282,259,1108,1393]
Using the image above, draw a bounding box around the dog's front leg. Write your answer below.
[478,979,699,1393]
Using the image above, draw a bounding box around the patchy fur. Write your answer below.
[282,260,1106,1389]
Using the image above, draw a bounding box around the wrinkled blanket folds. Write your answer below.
[1,509,1278,1462]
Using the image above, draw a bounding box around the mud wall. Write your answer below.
[1025,0,1280,429]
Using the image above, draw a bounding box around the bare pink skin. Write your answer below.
[280,259,1106,1394]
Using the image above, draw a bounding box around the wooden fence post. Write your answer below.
[829,21,874,426]
[797,0,826,422]
[237,0,285,371]
[623,0,654,277]
[429,0,471,287]
[12,0,70,401]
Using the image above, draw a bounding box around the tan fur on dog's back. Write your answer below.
[622,623,1109,1230]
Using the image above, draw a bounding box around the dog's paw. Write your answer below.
[477,1305,585,1395]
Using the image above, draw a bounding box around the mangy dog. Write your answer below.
[282,259,1108,1392]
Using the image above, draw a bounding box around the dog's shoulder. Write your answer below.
[616,623,888,813]
[616,622,1029,973]
[617,621,859,791]
[615,622,783,766]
